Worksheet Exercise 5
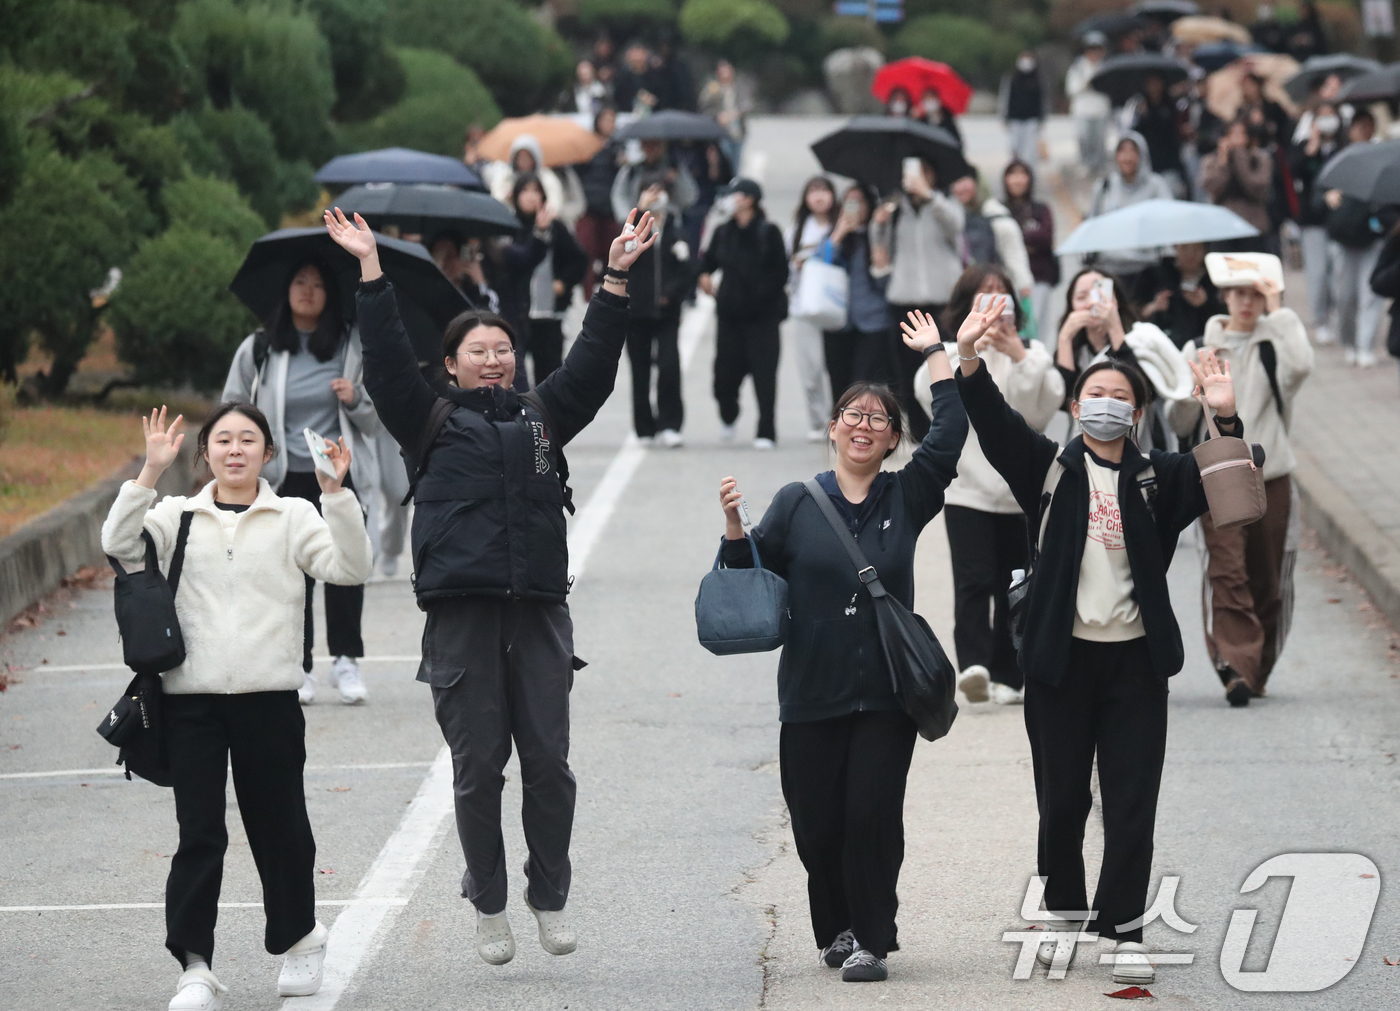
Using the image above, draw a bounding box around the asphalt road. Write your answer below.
[2,116,1398,1011]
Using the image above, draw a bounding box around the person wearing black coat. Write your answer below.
[324,204,658,966]
[1369,224,1400,365]
[511,174,588,388]
[717,316,967,982]
[953,295,1241,984]
[627,175,695,443]
[1135,243,1226,350]
[698,178,790,446]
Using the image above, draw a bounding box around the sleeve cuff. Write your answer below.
[593,288,629,308]
[358,275,390,294]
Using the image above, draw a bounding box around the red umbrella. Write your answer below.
[872,58,973,115]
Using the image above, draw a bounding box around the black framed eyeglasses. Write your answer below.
[839,408,891,432]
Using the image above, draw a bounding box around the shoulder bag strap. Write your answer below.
[401,397,457,506]
[167,512,196,596]
[801,479,888,599]
[1256,340,1286,420]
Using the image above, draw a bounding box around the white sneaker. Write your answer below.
[1034,922,1085,970]
[381,554,398,577]
[753,437,775,451]
[958,664,990,703]
[659,429,684,448]
[476,908,516,965]
[1358,349,1378,367]
[329,656,367,704]
[526,898,577,955]
[1345,347,1358,365]
[297,672,316,705]
[635,433,654,445]
[806,428,827,443]
[1314,323,1334,345]
[989,681,1024,705]
[277,921,328,996]
[1109,940,1155,984]
[719,424,737,443]
[170,966,227,1011]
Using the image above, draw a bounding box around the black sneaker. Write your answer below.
[841,948,888,982]
[820,929,856,968]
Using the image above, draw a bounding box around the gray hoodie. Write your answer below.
[1089,130,1174,275]
[882,190,966,307]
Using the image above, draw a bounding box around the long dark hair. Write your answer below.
[792,176,837,254]
[943,263,1026,334]
[438,310,518,386]
[1072,359,1150,409]
[1060,267,1137,364]
[268,260,345,363]
[1002,159,1037,218]
[830,382,904,458]
[836,182,877,260]
[511,172,546,222]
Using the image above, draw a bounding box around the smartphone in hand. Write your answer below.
[303,428,339,480]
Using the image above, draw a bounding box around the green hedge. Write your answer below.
[892,14,1023,90]
[336,48,501,157]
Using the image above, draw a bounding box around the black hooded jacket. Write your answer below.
[357,277,631,605]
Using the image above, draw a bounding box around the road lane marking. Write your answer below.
[0,762,434,781]
[17,656,425,674]
[0,900,406,913]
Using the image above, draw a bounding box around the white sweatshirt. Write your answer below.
[101,477,372,694]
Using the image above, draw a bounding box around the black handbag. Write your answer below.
[695,535,789,655]
[97,512,194,786]
[802,480,958,742]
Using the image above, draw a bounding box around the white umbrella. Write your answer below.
[1056,199,1259,255]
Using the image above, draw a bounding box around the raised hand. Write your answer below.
[951,296,1006,360]
[899,308,943,353]
[324,207,383,281]
[137,406,184,490]
[720,476,745,540]
[607,208,659,272]
[1190,348,1236,418]
[315,436,352,495]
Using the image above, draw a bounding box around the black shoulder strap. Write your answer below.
[1257,340,1285,419]
[167,512,195,595]
[252,328,272,373]
[801,479,888,599]
[401,397,457,506]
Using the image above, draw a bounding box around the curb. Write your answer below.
[0,447,198,630]
[1293,448,1400,630]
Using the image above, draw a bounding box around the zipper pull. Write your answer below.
[226,547,233,560]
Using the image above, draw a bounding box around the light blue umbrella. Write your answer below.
[1056,199,1259,255]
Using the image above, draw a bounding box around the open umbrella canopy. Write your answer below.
[1056,200,1259,254]
[810,116,969,195]
[1073,12,1149,40]
[614,110,726,142]
[1284,53,1382,103]
[1337,63,1400,104]
[333,184,518,239]
[476,114,604,168]
[871,58,973,115]
[1090,54,1191,106]
[1317,139,1400,206]
[315,148,483,189]
[1172,14,1252,45]
[1189,40,1264,73]
[1205,53,1299,121]
[1130,0,1199,21]
[230,227,470,364]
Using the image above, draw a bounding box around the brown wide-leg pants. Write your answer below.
[1200,475,1292,692]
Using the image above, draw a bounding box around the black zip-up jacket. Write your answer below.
[1370,232,1400,355]
[722,379,968,721]
[629,212,695,321]
[956,360,1238,687]
[357,276,631,604]
[699,212,789,323]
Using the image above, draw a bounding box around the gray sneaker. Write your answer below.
[820,929,856,968]
[841,948,888,982]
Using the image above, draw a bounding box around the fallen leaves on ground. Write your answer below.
[327,786,351,792]
[1383,956,1398,965]
[1105,986,1155,999]
[318,868,335,874]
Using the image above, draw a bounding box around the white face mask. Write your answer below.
[1316,114,1340,135]
[650,192,669,211]
[889,97,909,116]
[923,95,942,117]
[1077,397,1136,442]
[1017,56,1036,74]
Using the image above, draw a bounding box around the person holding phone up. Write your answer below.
[954,293,1240,985]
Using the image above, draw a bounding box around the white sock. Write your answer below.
[184,958,209,973]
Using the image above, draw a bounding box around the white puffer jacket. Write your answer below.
[101,478,372,694]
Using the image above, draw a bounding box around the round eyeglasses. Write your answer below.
[839,408,891,432]
[458,347,516,366]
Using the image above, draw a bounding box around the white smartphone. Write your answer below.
[738,497,753,527]
[1088,277,1114,317]
[303,428,339,480]
[901,157,923,191]
[975,292,1014,319]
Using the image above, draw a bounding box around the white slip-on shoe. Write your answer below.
[958,665,990,703]
[753,437,775,451]
[659,429,684,448]
[1358,349,1379,368]
[989,681,1024,705]
[719,424,737,443]
[1109,941,1155,984]
[1035,922,1085,970]
[476,908,516,965]
[170,966,227,1011]
[381,554,398,577]
[525,898,577,955]
[330,656,367,704]
[278,921,328,996]
[297,672,316,705]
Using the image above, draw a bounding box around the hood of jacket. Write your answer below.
[1111,130,1155,192]
[508,134,547,173]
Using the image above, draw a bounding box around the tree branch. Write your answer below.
[27,82,103,129]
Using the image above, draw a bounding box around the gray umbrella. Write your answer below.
[315,147,484,189]
[1056,200,1259,254]
[1284,54,1382,103]
[1090,54,1191,106]
[333,184,518,239]
[1337,63,1400,104]
[1316,139,1400,206]
[614,111,727,143]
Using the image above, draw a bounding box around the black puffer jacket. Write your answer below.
[357,276,631,604]
[699,212,789,323]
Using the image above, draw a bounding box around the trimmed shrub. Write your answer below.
[336,48,501,157]
[679,0,790,62]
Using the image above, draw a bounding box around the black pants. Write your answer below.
[164,691,315,966]
[526,317,565,386]
[944,505,1029,689]
[1023,637,1167,943]
[823,327,898,403]
[425,598,577,915]
[713,316,780,441]
[780,710,918,959]
[889,304,944,440]
[280,470,364,668]
[627,314,684,437]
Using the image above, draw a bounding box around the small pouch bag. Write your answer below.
[1191,394,1267,530]
[695,536,789,655]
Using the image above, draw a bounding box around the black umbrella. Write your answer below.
[614,111,727,143]
[1190,41,1264,73]
[229,228,470,364]
[1337,63,1400,104]
[315,147,484,190]
[1090,53,1191,105]
[1130,0,1199,22]
[810,116,970,195]
[1284,54,1382,103]
[1316,139,1400,206]
[334,184,518,239]
[1073,12,1150,40]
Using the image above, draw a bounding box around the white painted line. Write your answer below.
[18,656,423,674]
[0,762,434,782]
[566,436,646,583]
[0,899,405,913]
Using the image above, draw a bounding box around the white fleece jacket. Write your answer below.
[1173,308,1313,481]
[918,340,1064,513]
[101,478,372,694]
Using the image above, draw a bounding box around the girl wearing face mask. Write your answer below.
[101,403,371,1010]
[1000,51,1045,168]
[1288,101,1344,344]
[954,295,1239,985]
[1173,268,1312,705]
[918,89,963,148]
[786,176,840,441]
[715,312,968,984]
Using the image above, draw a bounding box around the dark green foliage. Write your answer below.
[107,224,256,390]
[306,0,406,122]
[679,0,790,64]
[162,174,266,249]
[172,107,318,227]
[337,47,500,157]
[893,14,1023,89]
